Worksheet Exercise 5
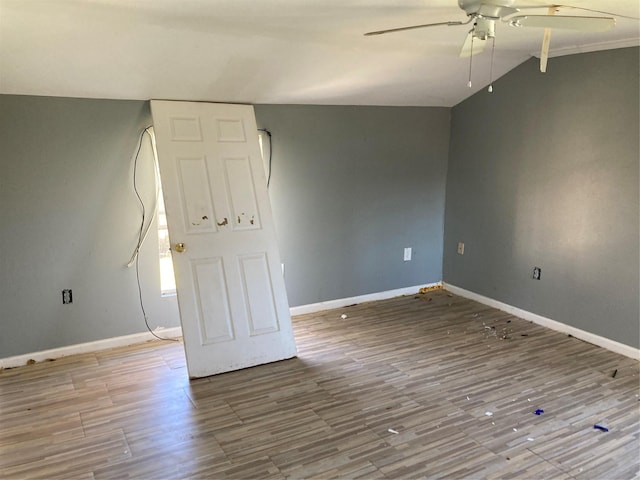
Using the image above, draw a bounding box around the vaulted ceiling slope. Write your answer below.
[0,0,638,107]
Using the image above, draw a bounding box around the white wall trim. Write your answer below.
[443,283,640,360]
[10,280,634,368]
[1,283,441,369]
[290,282,442,316]
[0,327,183,370]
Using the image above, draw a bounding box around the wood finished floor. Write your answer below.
[1,290,639,479]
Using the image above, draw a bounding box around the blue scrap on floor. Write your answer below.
[533,409,544,415]
[594,424,609,432]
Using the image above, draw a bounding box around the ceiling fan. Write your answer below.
[365,0,617,77]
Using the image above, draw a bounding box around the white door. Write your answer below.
[150,100,296,378]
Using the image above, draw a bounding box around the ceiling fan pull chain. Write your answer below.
[467,27,475,88]
[488,36,496,93]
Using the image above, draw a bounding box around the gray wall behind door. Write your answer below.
[443,47,639,348]
[255,105,450,307]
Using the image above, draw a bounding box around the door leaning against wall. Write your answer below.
[150,100,296,379]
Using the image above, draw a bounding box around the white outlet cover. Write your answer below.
[404,247,412,261]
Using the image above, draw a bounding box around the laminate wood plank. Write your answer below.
[1,289,638,479]
[1,428,131,479]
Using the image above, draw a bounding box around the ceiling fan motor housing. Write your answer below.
[474,17,496,39]
[458,0,517,19]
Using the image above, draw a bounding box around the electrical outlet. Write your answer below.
[62,289,73,304]
[403,247,412,261]
[457,242,465,255]
[532,267,542,280]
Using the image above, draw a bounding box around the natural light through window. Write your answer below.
[157,185,176,296]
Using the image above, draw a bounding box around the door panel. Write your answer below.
[192,257,235,345]
[176,157,217,234]
[216,118,246,142]
[170,116,203,142]
[151,100,296,378]
[238,252,280,336]
[223,156,261,231]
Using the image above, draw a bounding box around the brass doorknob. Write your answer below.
[174,243,186,253]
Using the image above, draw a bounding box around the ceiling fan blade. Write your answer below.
[459,31,487,58]
[540,6,558,73]
[364,19,469,36]
[540,28,551,72]
[539,7,556,73]
[509,15,615,32]
[548,4,639,21]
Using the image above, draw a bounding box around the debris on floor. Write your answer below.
[418,285,441,294]
[485,411,493,417]
[415,295,433,302]
[340,314,348,320]
[500,326,512,340]
[594,424,609,432]
[480,321,514,341]
[612,369,618,378]
[388,428,399,434]
[533,409,544,415]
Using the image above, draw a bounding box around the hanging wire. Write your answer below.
[130,126,179,343]
[127,127,158,268]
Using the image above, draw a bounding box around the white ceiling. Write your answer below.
[0,0,638,107]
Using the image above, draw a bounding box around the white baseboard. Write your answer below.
[1,284,441,369]
[289,282,442,316]
[11,280,633,368]
[0,327,183,370]
[443,282,640,360]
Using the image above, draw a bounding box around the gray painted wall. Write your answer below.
[0,99,450,357]
[443,48,640,348]
[255,105,450,307]
[0,95,180,358]
[3,48,637,357]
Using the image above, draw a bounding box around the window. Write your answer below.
[257,129,271,183]
[157,185,176,296]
